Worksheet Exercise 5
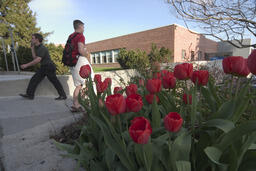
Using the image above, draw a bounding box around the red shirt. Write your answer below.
[68,32,85,58]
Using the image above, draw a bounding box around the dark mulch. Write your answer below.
[50,114,88,145]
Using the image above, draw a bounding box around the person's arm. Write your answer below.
[31,46,37,59]
[78,42,86,56]
[20,57,41,69]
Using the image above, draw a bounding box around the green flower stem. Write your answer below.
[191,85,197,171]
[117,115,122,133]
[172,87,176,99]
[235,77,241,99]
[229,75,234,98]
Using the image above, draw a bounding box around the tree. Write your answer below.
[46,44,69,75]
[0,0,50,47]
[0,0,50,71]
[167,0,256,48]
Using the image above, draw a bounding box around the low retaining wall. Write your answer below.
[0,69,139,97]
[0,60,231,97]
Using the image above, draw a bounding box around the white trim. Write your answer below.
[99,52,102,64]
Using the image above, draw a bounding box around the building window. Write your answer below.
[95,53,100,64]
[198,51,202,60]
[182,49,186,60]
[191,51,195,61]
[113,50,119,62]
[91,53,96,64]
[102,52,107,63]
[106,51,112,63]
[90,49,120,64]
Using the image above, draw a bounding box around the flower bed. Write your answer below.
[55,50,256,171]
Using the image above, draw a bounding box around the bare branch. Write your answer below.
[167,0,256,48]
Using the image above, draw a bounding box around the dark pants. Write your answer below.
[26,63,66,98]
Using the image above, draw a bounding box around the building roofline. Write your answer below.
[171,23,200,34]
[86,25,175,45]
[86,24,214,45]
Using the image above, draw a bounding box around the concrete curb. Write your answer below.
[1,113,84,171]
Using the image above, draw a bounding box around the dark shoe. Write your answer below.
[19,94,34,100]
[70,106,84,113]
[55,96,67,100]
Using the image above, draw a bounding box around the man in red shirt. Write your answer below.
[68,20,94,112]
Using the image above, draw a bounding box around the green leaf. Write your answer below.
[248,144,256,150]
[176,161,191,171]
[201,87,217,113]
[232,94,250,123]
[204,146,228,168]
[90,114,136,171]
[170,131,191,171]
[212,99,236,120]
[239,150,256,171]
[134,144,144,167]
[208,78,221,107]
[216,121,256,151]
[229,133,256,171]
[143,142,153,171]
[152,95,161,128]
[204,119,235,133]
[105,148,116,170]
[54,140,75,154]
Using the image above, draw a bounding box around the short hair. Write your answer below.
[73,20,84,30]
[32,33,43,43]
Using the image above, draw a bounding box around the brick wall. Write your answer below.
[173,25,218,62]
[86,24,218,66]
[86,25,175,55]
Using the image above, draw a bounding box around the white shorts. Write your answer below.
[70,56,95,87]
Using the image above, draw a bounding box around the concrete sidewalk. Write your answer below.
[0,96,84,171]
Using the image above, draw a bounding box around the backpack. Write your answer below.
[62,33,79,66]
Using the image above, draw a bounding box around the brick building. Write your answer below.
[85,24,218,68]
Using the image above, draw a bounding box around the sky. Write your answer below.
[28,0,255,45]
[28,0,188,44]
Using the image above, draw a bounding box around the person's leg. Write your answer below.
[73,85,82,108]
[26,68,45,98]
[46,64,66,98]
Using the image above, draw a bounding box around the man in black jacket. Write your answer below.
[19,33,66,100]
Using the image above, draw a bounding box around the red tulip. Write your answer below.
[146,79,162,94]
[114,87,123,94]
[191,70,209,86]
[183,93,192,105]
[161,70,170,77]
[174,63,193,80]
[153,72,161,79]
[79,65,91,79]
[126,84,138,96]
[96,81,108,93]
[222,56,250,77]
[104,77,112,87]
[94,74,101,83]
[126,94,143,113]
[162,71,176,89]
[164,112,183,132]
[145,94,160,104]
[248,50,256,75]
[129,117,152,144]
[105,94,126,116]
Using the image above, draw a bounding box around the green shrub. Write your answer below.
[117,44,173,77]
[0,44,69,75]
[117,48,150,77]
[46,43,69,75]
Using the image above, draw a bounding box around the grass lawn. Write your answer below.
[92,67,122,73]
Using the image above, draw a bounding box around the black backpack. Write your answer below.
[62,33,79,67]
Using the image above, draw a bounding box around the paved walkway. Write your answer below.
[0,96,84,171]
